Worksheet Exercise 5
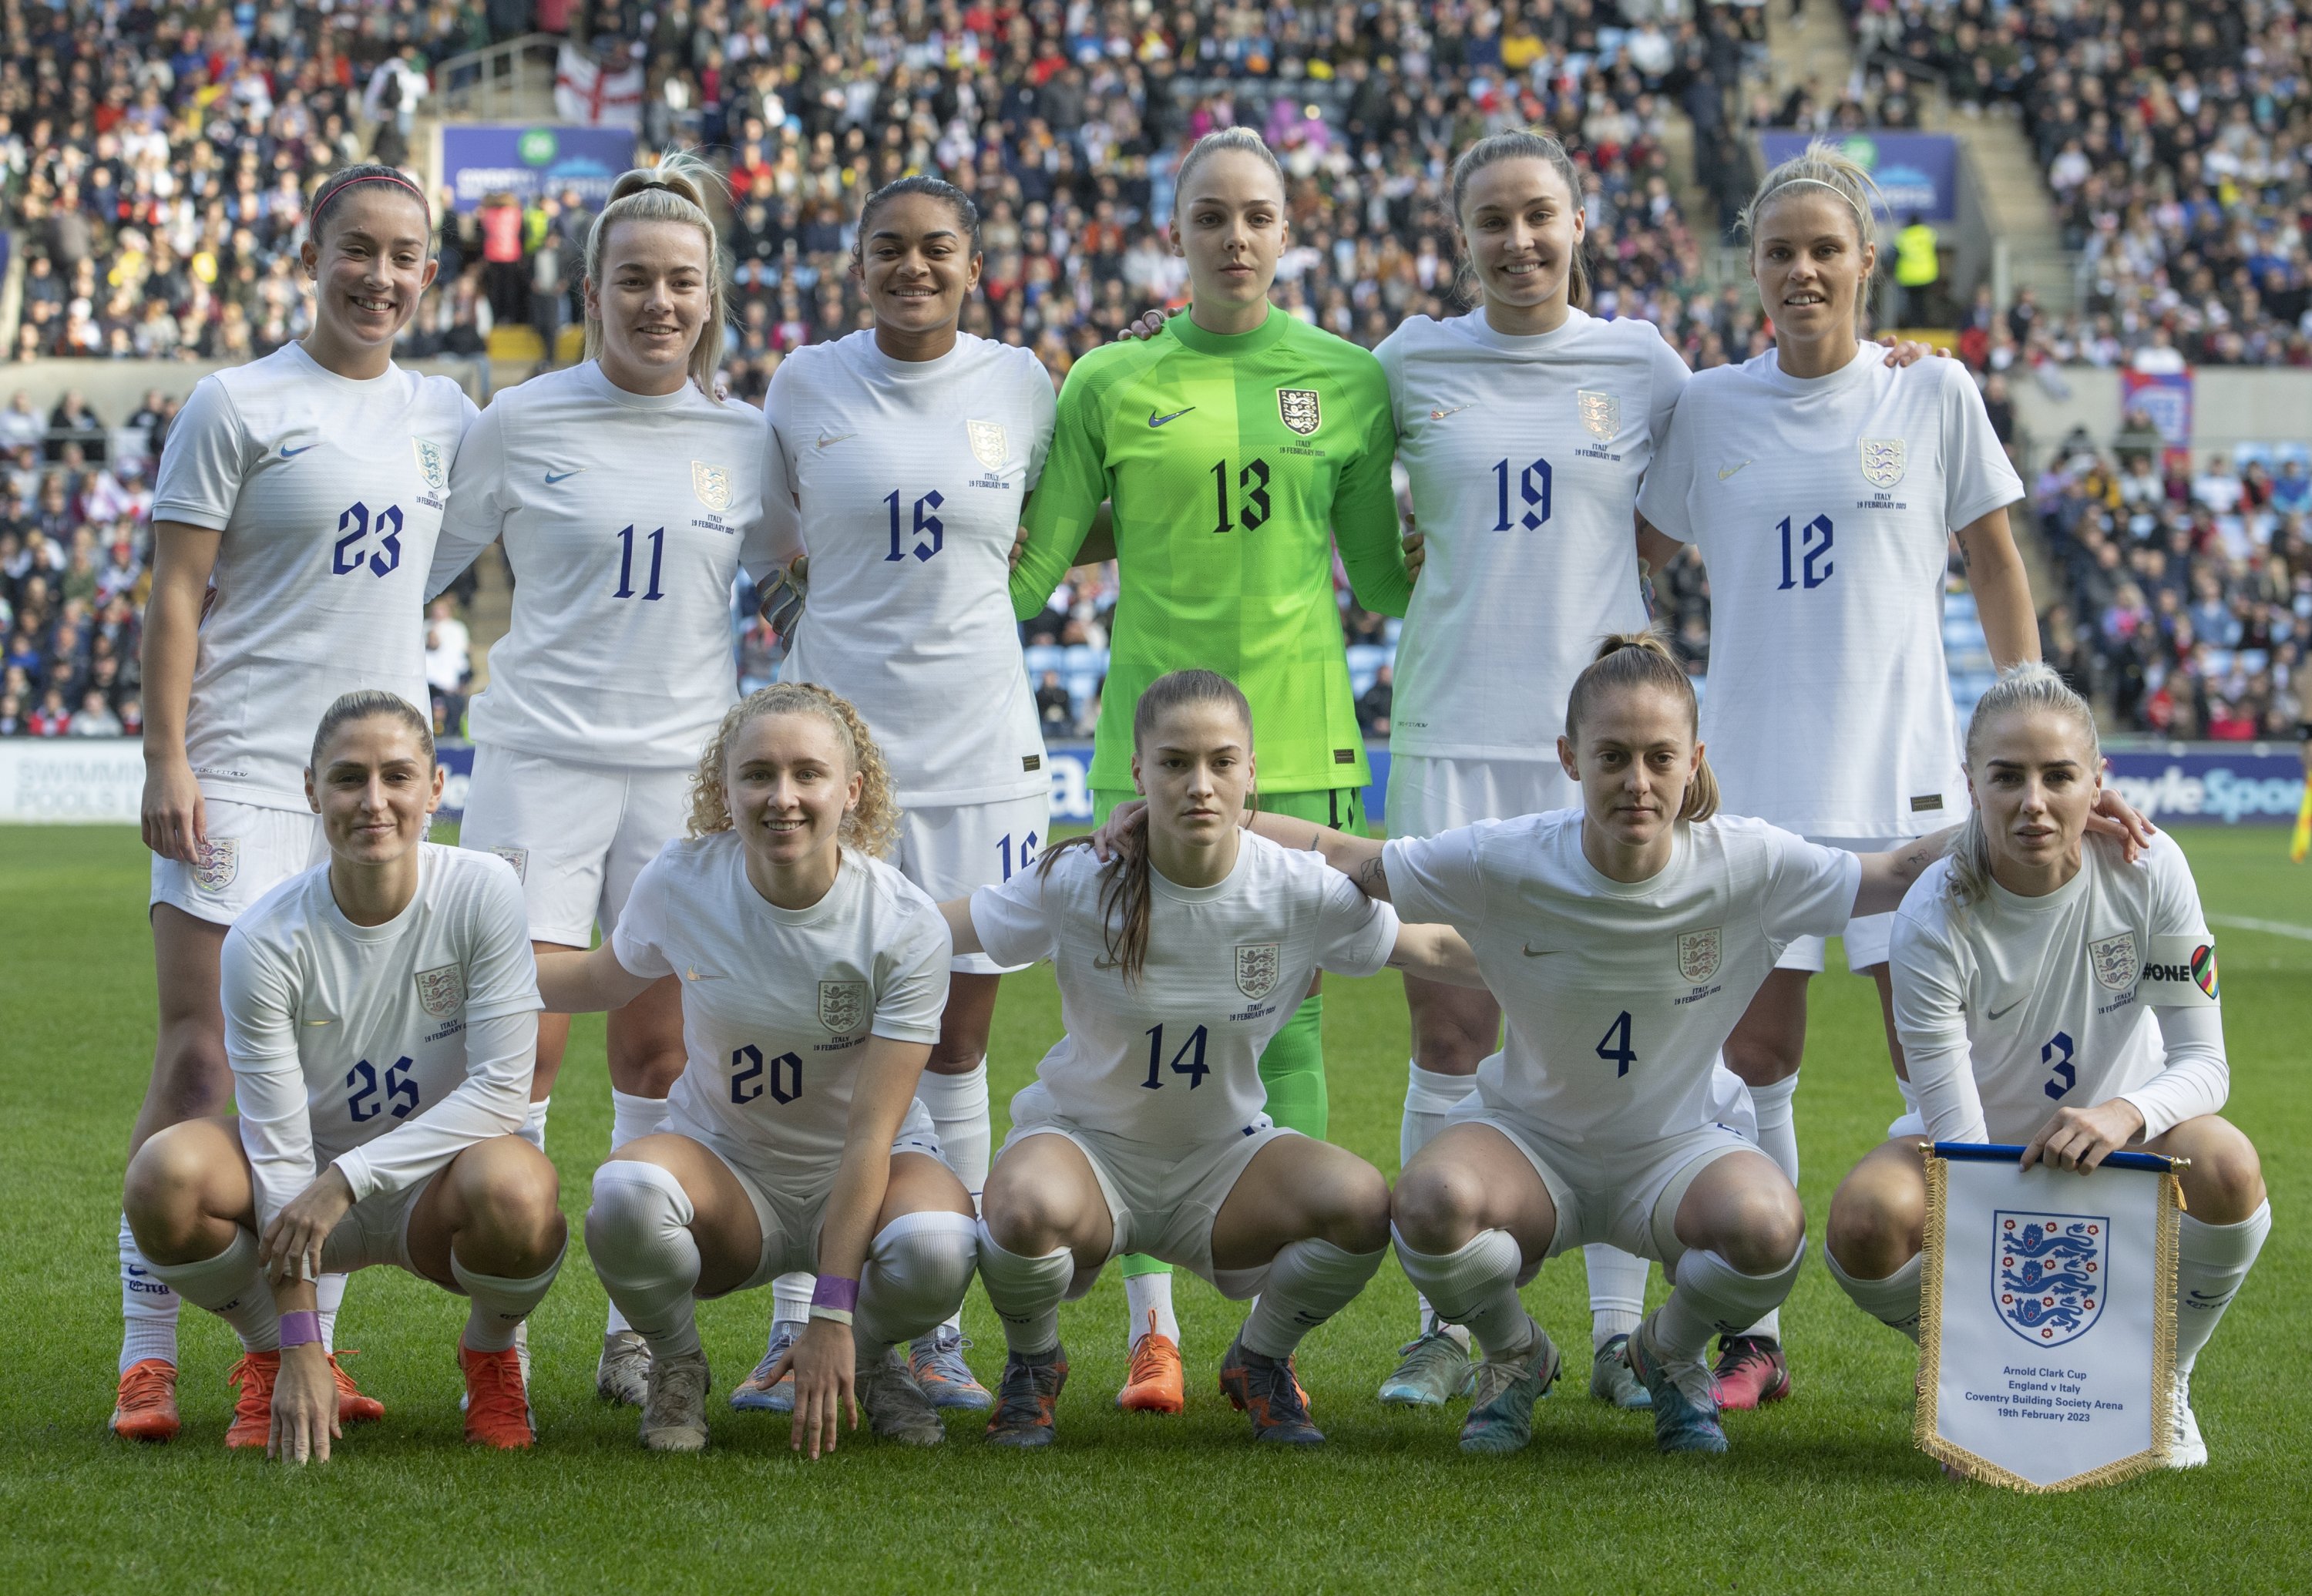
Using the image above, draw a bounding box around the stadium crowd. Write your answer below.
[1843,0,2312,369]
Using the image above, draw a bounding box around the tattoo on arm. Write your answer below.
[1954,529,1974,572]
[1356,855,1386,895]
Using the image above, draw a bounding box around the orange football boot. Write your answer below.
[109,1359,180,1442]
[1115,1309,1185,1414]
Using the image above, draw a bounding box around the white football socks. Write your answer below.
[2175,1200,2270,1373]
[1584,1245,1648,1348]
[1736,1071,1800,1345]
[1653,1239,1806,1364]
[118,1210,179,1374]
[315,1271,346,1355]
[1400,1063,1478,1346]
[1392,1226,1535,1359]
[452,1244,566,1353]
[1823,1244,1923,1343]
[1124,1269,1178,1352]
[771,1274,814,1329]
[855,1211,979,1360]
[915,1062,991,1342]
[603,1090,670,1339]
[586,1159,703,1359]
[1241,1238,1387,1359]
[141,1228,279,1353]
[975,1221,1074,1356]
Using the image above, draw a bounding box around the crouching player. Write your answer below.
[1826,664,2268,1467]
[122,692,563,1460]
[947,670,1481,1448]
[543,684,978,1456]
[1248,635,1968,1456]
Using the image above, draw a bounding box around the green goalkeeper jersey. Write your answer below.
[1010,306,1410,792]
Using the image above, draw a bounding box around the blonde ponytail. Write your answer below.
[1945,664,2102,909]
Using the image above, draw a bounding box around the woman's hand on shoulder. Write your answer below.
[1400,515,1425,583]
[2085,776,2156,862]
[1114,306,1176,342]
[1089,798,1148,862]
[1877,334,1951,368]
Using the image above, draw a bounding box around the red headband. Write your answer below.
[320,171,430,223]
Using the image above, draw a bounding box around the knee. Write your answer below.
[1318,1161,1393,1254]
[1718,1184,1806,1275]
[586,1158,690,1256]
[875,1214,979,1300]
[1390,1164,1484,1254]
[143,1034,232,1127]
[1411,1012,1493,1075]
[2179,1122,2266,1223]
[1721,1032,1800,1087]
[979,1172,1067,1256]
[123,1126,214,1257]
[464,1144,564,1254]
[1826,1170,1923,1278]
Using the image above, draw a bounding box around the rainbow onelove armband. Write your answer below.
[809,1275,859,1326]
[279,1310,323,1349]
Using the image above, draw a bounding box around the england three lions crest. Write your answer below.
[1860,438,1907,489]
[1677,926,1722,984]
[1235,942,1282,1000]
[1276,388,1322,436]
[1577,390,1619,442]
[2089,931,2139,992]
[966,419,1009,469]
[415,964,465,1020]
[192,837,239,894]
[412,437,448,491]
[818,979,869,1033]
[692,460,732,512]
[1994,1211,2106,1347]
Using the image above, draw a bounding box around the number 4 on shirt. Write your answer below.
[1595,1011,1636,1078]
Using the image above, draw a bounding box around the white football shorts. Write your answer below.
[1444,1096,1759,1266]
[996,1084,1295,1298]
[1385,753,1576,839]
[459,744,691,948]
[150,798,327,926]
[684,1104,949,1294]
[894,790,1052,975]
[1773,834,1907,973]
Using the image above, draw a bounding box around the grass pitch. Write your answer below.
[2,823,2307,1593]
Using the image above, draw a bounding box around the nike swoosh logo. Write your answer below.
[1148,407,1195,428]
[1719,459,1751,480]
[815,432,857,449]
[1987,998,2025,1020]
[280,443,317,458]
[1521,945,1561,958]
[305,1019,333,1026]
[544,469,585,484]
[2186,1289,2230,1302]
[1427,405,1474,421]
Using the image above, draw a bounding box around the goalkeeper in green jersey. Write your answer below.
[1008,127,1413,1413]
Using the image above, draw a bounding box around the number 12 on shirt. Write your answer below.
[1776,513,1834,590]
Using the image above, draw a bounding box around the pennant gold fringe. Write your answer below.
[1914,1154,2183,1492]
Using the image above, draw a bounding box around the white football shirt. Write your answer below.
[429,362,771,768]
[971,833,1399,1143]
[1891,832,2228,1146]
[1376,308,1689,761]
[1636,346,2022,836]
[1384,812,1859,1144]
[761,331,1056,805]
[613,833,952,1198]
[153,343,476,809]
[222,845,541,1229]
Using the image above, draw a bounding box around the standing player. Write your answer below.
[119,164,476,1441]
[123,692,563,1459]
[1241,635,1965,1456]
[1633,142,2038,1406]
[425,154,770,1408]
[541,684,979,1454]
[1827,664,2268,1467]
[742,175,1054,1413]
[1007,128,1413,1408]
[947,670,1479,1447]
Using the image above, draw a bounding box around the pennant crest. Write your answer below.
[1276,388,1322,436]
[966,419,1009,469]
[415,963,466,1020]
[818,979,869,1034]
[692,460,733,512]
[2089,931,2139,992]
[1994,1211,2107,1348]
[1578,389,1619,442]
[412,437,449,491]
[1677,926,1722,984]
[1235,942,1282,1000]
[1860,437,1907,488]
[192,838,239,894]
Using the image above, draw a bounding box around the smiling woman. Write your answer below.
[424,153,776,1409]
